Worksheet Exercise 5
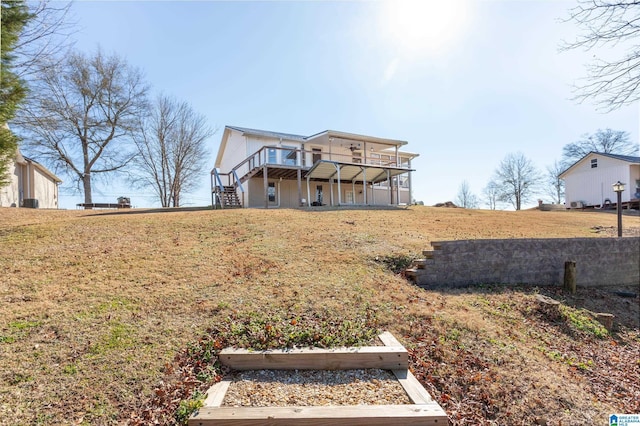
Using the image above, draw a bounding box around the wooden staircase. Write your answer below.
[215,186,242,209]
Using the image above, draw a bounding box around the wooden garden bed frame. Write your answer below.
[189,332,447,426]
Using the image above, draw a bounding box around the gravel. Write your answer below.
[222,368,412,407]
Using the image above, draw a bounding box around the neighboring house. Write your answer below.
[559,151,640,208]
[0,150,62,209]
[212,126,418,208]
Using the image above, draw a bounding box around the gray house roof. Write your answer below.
[226,126,307,142]
[595,152,640,163]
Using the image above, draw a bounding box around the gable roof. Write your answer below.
[216,125,416,168]
[559,151,640,178]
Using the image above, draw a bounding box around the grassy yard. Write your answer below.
[0,206,638,425]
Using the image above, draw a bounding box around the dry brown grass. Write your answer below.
[0,206,638,425]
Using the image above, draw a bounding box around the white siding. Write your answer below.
[218,129,250,173]
[0,159,59,208]
[32,167,58,208]
[564,153,638,207]
[0,161,21,207]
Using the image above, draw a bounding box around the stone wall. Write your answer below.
[413,237,640,288]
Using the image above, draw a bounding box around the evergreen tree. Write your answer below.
[0,1,31,186]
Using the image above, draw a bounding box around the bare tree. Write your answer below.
[562,128,638,165]
[15,49,148,205]
[492,152,541,211]
[482,180,501,210]
[545,160,566,204]
[132,95,213,207]
[561,0,640,111]
[455,180,479,208]
[14,1,76,79]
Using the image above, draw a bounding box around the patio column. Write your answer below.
[336,163,342,206]
[408,159,413,205]
[297,168,302,206]
[371,182,375,205]
[387,170,392,204]
[330,178,334,206]
[263,165,268,209]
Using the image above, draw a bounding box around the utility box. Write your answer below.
[23,198,39,208]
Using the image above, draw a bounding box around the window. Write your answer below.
[345,191,355,204]
[268,182,276,203]
[268,147,277,164]
[282,146,297,166]
[352,152,362,164]
[312,148,322,164]
[369,153,381,166]
[591,158,598,168]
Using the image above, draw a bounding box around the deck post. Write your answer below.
[330,178,334,206]
[336,164,342,206]
[263,165,268,209]
[387,170,392,204]
[362,167,367,205]
[297,168,302,206]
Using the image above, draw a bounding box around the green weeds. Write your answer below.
[560,306,609,338]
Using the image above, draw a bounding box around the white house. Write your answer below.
[0,150,62,209]
[559,152,640,208]
[212,126,418,208]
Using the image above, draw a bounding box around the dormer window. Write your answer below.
[590,158,597,168]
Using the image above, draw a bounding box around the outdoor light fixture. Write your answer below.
[612,181,625,193]
[612,181,625,237]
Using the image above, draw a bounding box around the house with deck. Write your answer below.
[211,126,418,208]
[0,150,62,209]
[560,152,640,209]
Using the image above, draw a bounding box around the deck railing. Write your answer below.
[228,146,410,182]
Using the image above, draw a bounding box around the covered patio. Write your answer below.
[304,160,413,206]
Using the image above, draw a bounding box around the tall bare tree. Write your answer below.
[545,160,566,204]
[562,0,640,111]
[132,95,213,207]
[492,152,541,210]
[562,128,638,165]
[455,180,479,209]
[15,49,148,205]
[14,1,75,79]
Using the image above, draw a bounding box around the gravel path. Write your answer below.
[222,369,411,407]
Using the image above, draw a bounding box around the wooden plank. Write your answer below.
[219,346,407,370]
[202,380,232,408]
[392,369,434,405]
[378,331,403,347]
[189,404,448,426]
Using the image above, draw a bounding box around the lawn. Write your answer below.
[0,206,638,425]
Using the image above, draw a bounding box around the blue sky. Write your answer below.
[58,0,639,209]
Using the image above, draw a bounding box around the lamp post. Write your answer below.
[612,181,625,237]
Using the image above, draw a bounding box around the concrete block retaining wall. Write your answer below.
[413,237,640,288]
